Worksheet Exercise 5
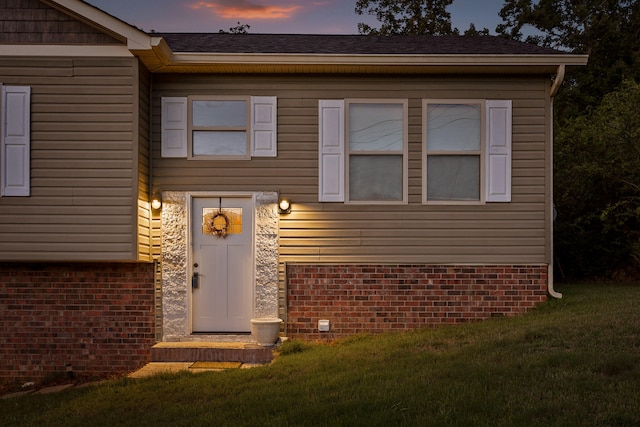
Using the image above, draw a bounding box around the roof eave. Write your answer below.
[139,52,589,74]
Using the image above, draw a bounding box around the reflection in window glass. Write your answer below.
[349,103,403,152]
[349,155,403,201]
[193,100,247,127]
[427,104,480,151]
[427,155,480,201]
[193,131,247,156]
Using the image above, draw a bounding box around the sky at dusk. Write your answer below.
[84,0,507,35]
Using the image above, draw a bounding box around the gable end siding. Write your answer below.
[0,0,122,45]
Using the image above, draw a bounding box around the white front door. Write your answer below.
[191,196,254,333]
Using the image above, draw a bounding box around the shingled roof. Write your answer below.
[152,33,564,56]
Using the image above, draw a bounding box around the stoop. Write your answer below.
[151,341,277,364]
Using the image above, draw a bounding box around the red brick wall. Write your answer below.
[287,264,548,340]
[0,262,156,382]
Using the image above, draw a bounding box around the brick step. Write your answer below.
[151,342,276,364]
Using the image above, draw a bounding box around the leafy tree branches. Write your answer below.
[554,81,640,278]
[497,0,640,118]
[355,0,459,35]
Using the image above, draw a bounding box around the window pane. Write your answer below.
[193,100,247,127]
[202,208,242,235]
[349,155,403,201]
[349,103,403,152]
[193,131,247,156]
[427,156,480,201]
[427,104,480,151]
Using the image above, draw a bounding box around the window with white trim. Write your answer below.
[161,96,277,159]
[319,99,408,203]
[424,101,483,202]
[189,96,249,159]
[1,85,31,197]
[423,99,512,204]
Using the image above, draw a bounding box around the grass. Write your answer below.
[2,282,640,426]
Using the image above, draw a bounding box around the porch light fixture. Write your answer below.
[278,199,291,214]
[151,197,162,210]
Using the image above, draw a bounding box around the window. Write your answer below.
[161,96,277,159]
[318,99,408,203]
[423,100,512,203]
[424,101,482,202]
[189,96,249,159]
[1,85,31,197]
[202,207,243,235]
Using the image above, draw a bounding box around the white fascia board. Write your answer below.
[168,53,589,68]
[149,37,175,62]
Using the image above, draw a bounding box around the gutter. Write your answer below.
[547,64,566,299]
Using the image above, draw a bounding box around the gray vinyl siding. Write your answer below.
[152,74,551,265]
[0,57,141,261]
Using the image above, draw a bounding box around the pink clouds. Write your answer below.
[191,1,302,20]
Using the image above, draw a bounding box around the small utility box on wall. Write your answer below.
[318,319,330,332]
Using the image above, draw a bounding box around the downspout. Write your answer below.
[550,64,565,98]
[548,64,565,299]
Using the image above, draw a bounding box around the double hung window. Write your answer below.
[347,101,407,202]
[424,101,482,202]
[189,96,250,158]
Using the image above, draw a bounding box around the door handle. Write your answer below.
[192,271,199,289]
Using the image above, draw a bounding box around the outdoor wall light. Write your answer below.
[151,198,162,210]
[278,199,291,214]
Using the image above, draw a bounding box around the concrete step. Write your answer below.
[151,341,277,364]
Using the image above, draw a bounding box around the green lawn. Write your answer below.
[2,283,640,427]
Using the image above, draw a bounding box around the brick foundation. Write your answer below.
[287,264,548,340]
[0,262,156,382]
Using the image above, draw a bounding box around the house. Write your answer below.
[0,0,588,381]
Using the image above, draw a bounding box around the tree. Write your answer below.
[463,23,490,36]
[496,0,640,120]
[355,0,459,35]
[554,81,640,279]
[219,22,250,34]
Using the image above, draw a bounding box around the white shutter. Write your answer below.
[318,100,345,202]
[161,97,187,158]
[251,96,277,157]
[1,85,30,197]
[486,100,512,202]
